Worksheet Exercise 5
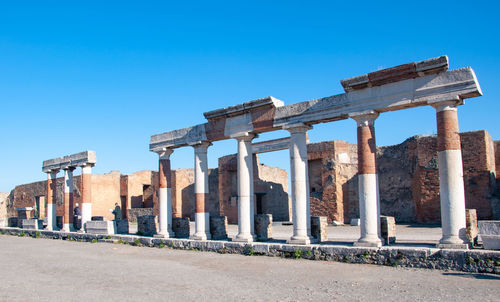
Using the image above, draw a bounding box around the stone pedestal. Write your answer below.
[173,217,190,238]
[85,221,116,235]
[380,216,396,245]
[21,219,43,230]
[478,220,500,250]
[255,214,272,241]
[210,216,228,240]
[137,215,157,237]
[466,209,478,245]
[116,220,129,234]
[311,216,328,243]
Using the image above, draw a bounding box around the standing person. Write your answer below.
[73,203,82,230]
[111,202,122,221]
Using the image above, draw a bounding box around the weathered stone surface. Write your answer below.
[128,208,154,223]
[0,193,8,227]
[21,219,43,230]
[42,151,96,172]
[137,215,157,237]
[172,217,190,238]
[252,138,290,154]
[466,209,478,244]
[210,216,228,240]
[85,221,115,235]
[350,219,360,226]
[311,216,328,242]
[116,219,129,234]
[380,216,396,245]
[255,214,272,241]
[479,221,500,250]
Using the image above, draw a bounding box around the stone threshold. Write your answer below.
[1,227,499,275]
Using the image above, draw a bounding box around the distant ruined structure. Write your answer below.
[3,55,494,250]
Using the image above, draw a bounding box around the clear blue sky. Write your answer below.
[0,1,498,192]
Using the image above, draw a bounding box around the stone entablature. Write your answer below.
[42,151,96,172]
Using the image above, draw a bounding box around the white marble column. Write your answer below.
[431,99,469,248]
[350,111,383,247]
[46,170,58,231]
[191,142,212,240]
[157,149,174,238]
[233,133,256,243]
[63,167,74,232]
[80,164,93,231]
[285,124,313,245]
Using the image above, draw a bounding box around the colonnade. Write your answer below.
[44,164,93,232]
[154,99,469,248]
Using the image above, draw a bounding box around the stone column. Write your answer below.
[285,124,313,245]
[233,133,256,243]
[46,170,58,231]
[350,111,383,247]
[431,99,468,248]
[191,142,212,240]
[80,164,93,231]
[157,149,174,237]
[63,167,74,232]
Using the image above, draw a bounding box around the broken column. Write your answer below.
[233,133,256,243]
[46,170,58,231]
[350,111,383,247]
[285,123,313,245]
[156,149,174,238]
[431,99,469,248]
[191,142,212,240]
[255,214,272,241]
[63,167,74,232]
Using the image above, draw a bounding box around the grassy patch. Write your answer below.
[19,231,25,237]
[294,249,303,259]
[35,231,40,238]
[91,238,98,243]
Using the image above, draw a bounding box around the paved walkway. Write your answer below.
[0,235,498,301]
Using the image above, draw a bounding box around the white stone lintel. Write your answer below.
[42,151,96,173]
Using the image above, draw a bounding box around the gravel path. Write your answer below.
[1,235,498,301]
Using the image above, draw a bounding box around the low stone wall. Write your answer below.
[1,227,500,275]
[255,214,272,241]
[172,217,189,238]
[128,208,155,223]
[137,215,157,236]
[21,219,43,230]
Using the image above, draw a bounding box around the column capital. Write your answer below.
[428,96,463,112]
[188,141,212,151]
[63,166,76,172]
[230,132,257,141]
[46,169,60,176]
[349,110,379,127]
[157,148,174,160]
[283,123,312,133]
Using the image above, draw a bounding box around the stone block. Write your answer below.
[91,216,104,221]
[8,217,18,227]
[479,220,500,250]
[116,220,129,234]
[21,219,43,230]
[350,218,360,226]
[255,214,272,241]
[466,209,478,245]
[85,221,115,235]
[128,208,155,223]
[380,216,396,245]
[311,216,328,242]
[56,216,63,229]
[172,217,190,238]
[210,216,228,240]
[137,215,157,237]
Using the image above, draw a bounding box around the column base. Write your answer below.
[287,235,314,245]
[354,236,383,247]
[154,231,175,238]
[190,232,211,241]
[62,224,71,233]
[233,233,255,243]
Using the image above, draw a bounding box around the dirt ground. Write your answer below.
[1,235,499,301]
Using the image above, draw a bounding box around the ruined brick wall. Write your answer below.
[309,130,499,224]
[171,168,219,220]
[219,154,290,223]
[307,141,358,224]
[90,171,121,221]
